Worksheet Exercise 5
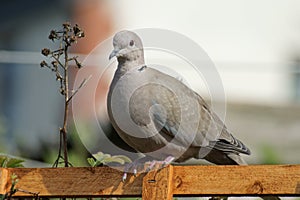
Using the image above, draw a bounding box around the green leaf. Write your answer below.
[112,155,132,163]
[0,156,8,167]
[87,151,132,166]
[0,156,24,168]
[0,194,6,200]
[6,158,24,168]
[87,158,96,167]
[101,157,125,165]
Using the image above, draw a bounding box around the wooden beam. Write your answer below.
[1,167,144,197]
[0,165,300,198]
[172,165,300,196]
[0,168,8,195]
[142,165,174,200]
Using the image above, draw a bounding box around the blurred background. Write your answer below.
[0,0,300,170]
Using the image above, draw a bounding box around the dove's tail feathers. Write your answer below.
[203,149,247,165]
[212,138,251,155]
[226,153,248,165]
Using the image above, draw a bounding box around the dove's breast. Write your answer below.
[107,66,203,160]
[107,67,167,154]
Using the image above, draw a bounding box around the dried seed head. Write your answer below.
[77,31,85,38]
[62,22,71,30]
[51,61,58,68]
[56,74,62,81]
[48,30,58,41]
[60,88,66,95]
[41,48,51,56]
[73,24,85,38]
[73,24,81,35]
[40,60,47,67]
[69,35,77,43]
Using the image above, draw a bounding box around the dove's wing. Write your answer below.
[196,94,251,155]
[128,67,202,151]
[128,67,250,161]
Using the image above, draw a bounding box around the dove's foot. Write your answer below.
[122,156,175,182]
[145,156,175,172]
[122,156,153,182]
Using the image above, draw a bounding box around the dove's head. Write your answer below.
[109,30,145,65]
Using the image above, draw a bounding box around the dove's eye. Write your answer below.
[129,40,134,46]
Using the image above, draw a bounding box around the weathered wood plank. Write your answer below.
[173,165,300,196]
[1,165,300,198]
[142,165,173,200]
[0,168,9,195]
[6,167,145,197]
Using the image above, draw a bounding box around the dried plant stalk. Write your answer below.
[40,22,85,167]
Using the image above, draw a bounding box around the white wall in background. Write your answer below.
[110,0,300,105]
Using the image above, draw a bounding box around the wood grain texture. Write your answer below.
[0,168,8,195]
[142,165,173,200]
[173,165,300,196]
[0,165,300,198]
[5,167,145,197]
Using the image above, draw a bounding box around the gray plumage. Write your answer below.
[107,30,250,165]
[107,30,281,200]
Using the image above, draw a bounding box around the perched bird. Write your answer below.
[107,30,250,166]
[107,31,280,200]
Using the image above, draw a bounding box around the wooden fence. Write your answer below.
[1,165,300,199]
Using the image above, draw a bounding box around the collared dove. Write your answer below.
[108,30,250,166]
[107,30,280,200]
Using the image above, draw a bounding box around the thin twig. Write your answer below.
[51,54,65,69]
[62,41,69,167]
[16,188,40,198]
[52,128,64,167]
[67,75,92,104]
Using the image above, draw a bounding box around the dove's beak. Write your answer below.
[109,49,119,60]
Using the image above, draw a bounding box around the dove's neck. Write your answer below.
[109,57,145,99]
[115,52,145,77]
